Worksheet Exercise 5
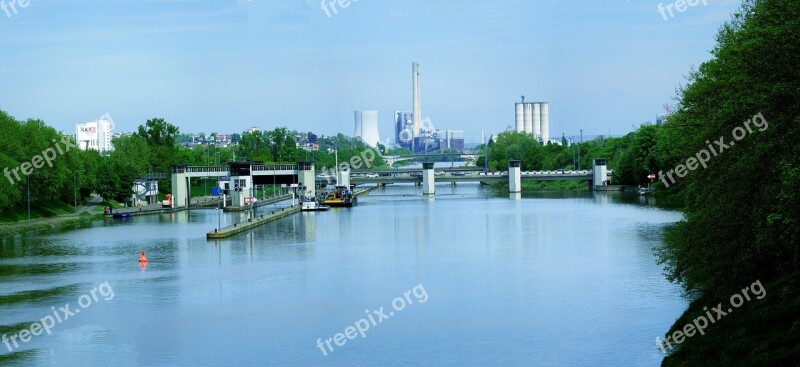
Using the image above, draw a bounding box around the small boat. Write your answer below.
[323,186,358,207]
[301,196,330,211]
[112,212,133,219]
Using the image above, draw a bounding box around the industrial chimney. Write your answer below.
[412,62,422,135]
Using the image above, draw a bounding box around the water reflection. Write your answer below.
[0,185,686,366]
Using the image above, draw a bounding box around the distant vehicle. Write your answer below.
[557,169,565,174]
[162,194,173,208]
[316,174,333,180]
[365,173,379,178]
[378,172,393,177]
[451,172,466,176]
[410,172,423,178]
[435,171,446,176]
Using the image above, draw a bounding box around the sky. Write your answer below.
[0,0,744,144]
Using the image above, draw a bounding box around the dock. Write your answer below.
[207,205,301,240]
[223,194,293,212]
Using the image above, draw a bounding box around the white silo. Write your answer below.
[523,103,533,134]
[540,102,549,144]
[533,103,541,141]
[515,103,524,132]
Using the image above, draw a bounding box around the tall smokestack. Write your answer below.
[412,62,421,135]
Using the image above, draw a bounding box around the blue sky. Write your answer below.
[0,0,743,143]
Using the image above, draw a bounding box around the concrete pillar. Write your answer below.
[422,162,435,195]
[170,165,188,208]
[508,160,521,193]
[297,162,315,197]
[593,158,608,190]
[337,169,350,187]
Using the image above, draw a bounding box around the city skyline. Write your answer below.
[0,0,743,142]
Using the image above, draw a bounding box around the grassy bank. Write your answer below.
[661,273,800,365]
[0,212,102,237]
[0,200,80,223]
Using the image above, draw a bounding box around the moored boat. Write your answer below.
[323,186,358,207]
[301,196,330,211]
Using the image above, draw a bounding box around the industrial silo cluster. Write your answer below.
[515,101,549,143]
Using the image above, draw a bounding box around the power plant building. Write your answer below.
[393,63,465,153]
[515,100,550,143]
[354,110,380,147]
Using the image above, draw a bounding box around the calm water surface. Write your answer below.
[1,184,686,366]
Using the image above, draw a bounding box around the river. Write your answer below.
[1,183,686,366]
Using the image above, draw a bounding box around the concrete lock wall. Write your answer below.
[297,162,315,196]
[171,170,188,208]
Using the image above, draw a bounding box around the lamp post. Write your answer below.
[73,170,84,214]
[27,174,31,225]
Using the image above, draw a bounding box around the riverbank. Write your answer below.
[662,273,800,365]
[0,195,110,237]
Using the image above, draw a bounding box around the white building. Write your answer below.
[354,110,380,147]
[75,118,113,152]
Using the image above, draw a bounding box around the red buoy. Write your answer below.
[139,250,148,263]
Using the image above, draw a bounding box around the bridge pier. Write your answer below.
[422,162,435,195]
[336,169,350,187]
[593,158,608,191]
[508,160,521,193]
[170,165,189,208]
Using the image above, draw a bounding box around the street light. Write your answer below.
[27,174,31,225]
[73,170,84,214]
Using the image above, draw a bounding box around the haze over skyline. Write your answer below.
[1,0,742,142]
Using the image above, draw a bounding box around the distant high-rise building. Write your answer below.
[75,118,113,152]
[514,100,550,143]
[354,110,380,147]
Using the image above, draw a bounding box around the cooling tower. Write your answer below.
[515,103,524,132]
[354,110,380,147]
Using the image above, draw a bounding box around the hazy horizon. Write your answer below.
[1,0,743,142]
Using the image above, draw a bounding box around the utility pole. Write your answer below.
[579,130,583,170]
[27,174,31,225]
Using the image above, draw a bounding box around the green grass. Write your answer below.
[520,180,588,190]
[99,199,123,209]
[0,200,77,223]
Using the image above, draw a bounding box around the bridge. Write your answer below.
[382,152,479,166]
[349,170,608,185]
[160,159,611,208]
